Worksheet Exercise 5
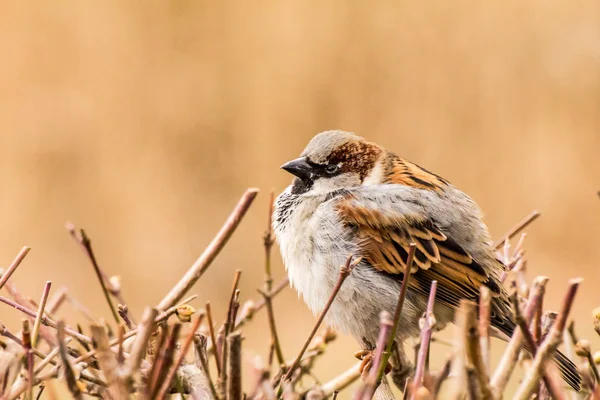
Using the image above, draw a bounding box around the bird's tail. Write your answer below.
[494,315,582,392]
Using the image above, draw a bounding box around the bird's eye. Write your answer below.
[325,164,339,175]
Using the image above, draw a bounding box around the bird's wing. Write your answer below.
[335,190,503,309]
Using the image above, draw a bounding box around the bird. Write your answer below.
[272,130,580,391]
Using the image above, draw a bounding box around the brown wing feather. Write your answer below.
[337,197,501,311]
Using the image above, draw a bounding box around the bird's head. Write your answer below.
[281,130,385,195]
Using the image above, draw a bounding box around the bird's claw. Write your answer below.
[354,349,392,378]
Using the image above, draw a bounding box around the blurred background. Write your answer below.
[0,0,599,396]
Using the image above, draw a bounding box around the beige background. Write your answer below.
[0,1,599,396]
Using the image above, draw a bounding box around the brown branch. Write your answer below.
[90,324,129,399]
[22,320,34,400]
[282,255,359,386]
[460,300,493,399]
[0,295,91,344]
[478,286,491,375]
[45,286,68,316]
[358,311,394,400]
[493,210,540,249]
[57,321,83,400]
[234,277,289,330]
[117,304,135,330]
[510,291,565,400]
[306,362,361,399]
[513,278,581,400]
[31,281,52,348]
[124,307,158,378]
[205,302,221,375]
[262,191,286,367]
[412,281,438,392]
[156,313,205,399]
[0,246,31,291]
[193,334,219,400]
[157,188,259,311]
[67,225,120,324]
[149,323,181,399]
[490,276,548,395]
[377,244,416,382]
[219,270,242,395]
[226,332,243,400]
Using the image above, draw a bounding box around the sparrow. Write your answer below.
[273,130,580,390]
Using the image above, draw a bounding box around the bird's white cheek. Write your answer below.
[362,159,385,185]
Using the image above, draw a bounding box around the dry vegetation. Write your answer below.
[0,189,599,399]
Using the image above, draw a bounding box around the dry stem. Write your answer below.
[412,281,438,393]
[31,281,51,348]
[157,188,258,311]
[493,210,540,249]
[0,246,31,291]
[513,278,581,400]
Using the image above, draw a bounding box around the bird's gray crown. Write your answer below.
[301,130,363,164]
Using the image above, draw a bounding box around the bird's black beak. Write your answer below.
[281,157,313,180]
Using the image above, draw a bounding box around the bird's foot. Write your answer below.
[354,349,392,378]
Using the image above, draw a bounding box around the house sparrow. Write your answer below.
[273,130,580,390]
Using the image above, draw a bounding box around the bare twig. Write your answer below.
[22,320,34,400]
[513,278,581,400]
[478,286,491,376]
[31,281,52,348]
[412,281,438,393]
[220,271,242,395]
[462,301,493,399]
[307,362,361,399]
[0,295,91,344]
[57,321,83,400]
[90,324,129,398]
[67,226,120,324]
[510,291,565,400]
[226,332,243,400]
[263,191,285,367]
[118,304,136,330]
[493,210,540,249]
[235,277,289,329]
[156,313,205,399]
[205,302,221,375]
[358,311,394,400]
[157,188,259,310]
[149,323,181,399]
[377,244,416,382]
[282,255,359,386]
[490,276,548,395]
[0,246,31,291]
[124,307,158,377]
[194,334,219,400]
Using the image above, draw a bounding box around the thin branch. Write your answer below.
[510,291,565,400]
[22,320,34,400]
[0,246,31,291]
[205,302,221,375]
[31,281,52,348]
[513,278,581,400]
[461,301,493,399]
[226,332,243,400]
[220,270,242,394]
[263,190,285,367]
[117,304,136,330]
[493,210,540,249]
[156,313,205,399]
[490,276,548,395]
[157,188,259,310]
[478,286,491,376]
[377,244,416,382]
[124,307,158,378]
[67,226,120,324]
[358,311,394,400]
[234,277,289,330]
[412,281,438,392]
[57,321,83,400]
[282,255,359,385]
[307,362,361,399]
[0,295,91,344]
[149,323,181,399]
[193,334,219,400]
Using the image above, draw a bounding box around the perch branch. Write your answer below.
[412,281,438,391]
[157,188,259,311]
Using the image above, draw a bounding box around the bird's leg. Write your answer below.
[354,338,392,378]
[389,342,415,392]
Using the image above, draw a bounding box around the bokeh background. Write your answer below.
[1,1,599,397]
